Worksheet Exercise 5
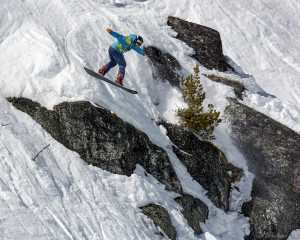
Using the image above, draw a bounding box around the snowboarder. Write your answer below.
[98,28,146,86]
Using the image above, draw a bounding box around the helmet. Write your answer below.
[134,36,143,47]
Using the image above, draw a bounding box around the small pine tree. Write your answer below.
[177,64,222,140]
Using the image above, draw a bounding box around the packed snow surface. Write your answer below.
[0,0,299,239]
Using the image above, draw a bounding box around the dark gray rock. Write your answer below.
[175,194,209,235]
[144,46,181,86]
[167,16,232,72]
[225,98,300,240]
[7,97,182,193]
[204,74,246,100]
[140,204,177,240]
[161,122,239,211]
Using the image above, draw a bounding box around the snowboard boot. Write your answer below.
[98,65,108,76]
[115,73,124,86]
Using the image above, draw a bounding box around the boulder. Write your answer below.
[167,16,231,72]
[140,204,177,240]
[144,46,181,86]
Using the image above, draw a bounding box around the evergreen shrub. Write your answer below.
[177,65,222,140]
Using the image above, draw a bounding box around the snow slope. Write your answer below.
[0,0,299,239]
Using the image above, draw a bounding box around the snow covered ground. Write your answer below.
[0,0,299,239]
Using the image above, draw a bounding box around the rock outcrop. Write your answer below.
[161,122,242,211]
[167,16,231,72]
[7,97,182,193]
[225,98,300,240]
[144,46,181,86]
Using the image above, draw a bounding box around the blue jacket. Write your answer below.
[110,31,145,55]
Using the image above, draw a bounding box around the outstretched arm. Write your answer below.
[133,46,146,56]
[106,28,125,42]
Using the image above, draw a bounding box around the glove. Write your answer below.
[143,52,147,56]
[106,28,112,34]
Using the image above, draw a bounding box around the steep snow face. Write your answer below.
[0,0,299,239]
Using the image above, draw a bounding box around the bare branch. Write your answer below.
[32,144,50,161]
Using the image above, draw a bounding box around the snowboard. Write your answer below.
[84,67,138,94]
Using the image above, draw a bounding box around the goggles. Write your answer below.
[135,39,143,47]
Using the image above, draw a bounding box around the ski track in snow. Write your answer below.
[0,0,299,239]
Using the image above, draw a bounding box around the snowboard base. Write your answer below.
[84,67,138,94]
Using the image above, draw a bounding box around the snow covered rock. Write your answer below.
[167,16,231,72]
[225,98,300,240]
[7,98,182,193]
